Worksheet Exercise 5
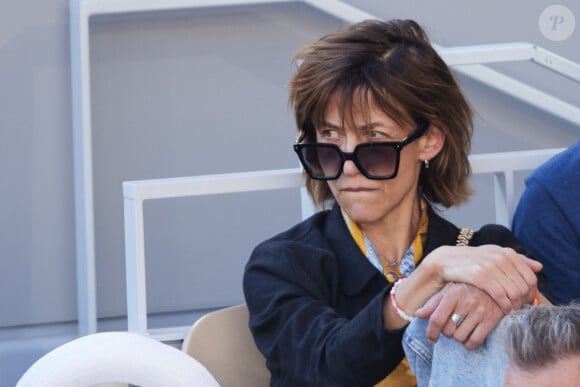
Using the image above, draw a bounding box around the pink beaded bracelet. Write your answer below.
[390,278,414,322]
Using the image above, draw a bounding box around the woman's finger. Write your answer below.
[415,291,443,318]
[424,283,461,343]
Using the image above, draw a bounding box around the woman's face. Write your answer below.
[318,96,426,227]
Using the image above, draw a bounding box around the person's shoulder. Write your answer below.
[428,205,514,241]
[529,141,580,183]
[263,209,332,246]
[248,208,335,263]
[427,204,530,254]
[244,208,345,292]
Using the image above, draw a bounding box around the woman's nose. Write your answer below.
[342,158,361,176]
[341,151,362,176]
[341,138,362,176]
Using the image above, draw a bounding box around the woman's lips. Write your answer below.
[341,187,375,192]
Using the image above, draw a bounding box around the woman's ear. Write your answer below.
[419,125,445,162]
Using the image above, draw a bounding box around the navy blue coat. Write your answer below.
[243,204,533,386]
[512,140,580,305]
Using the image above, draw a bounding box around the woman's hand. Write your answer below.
[425,245,541,314]
[414,282,504,350]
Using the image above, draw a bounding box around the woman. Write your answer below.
[243,19,541,386]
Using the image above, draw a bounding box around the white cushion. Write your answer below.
[16,332,219,387]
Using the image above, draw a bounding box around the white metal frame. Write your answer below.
[123,148,564,340]
[123,169,306,341]
[70,0,580,335]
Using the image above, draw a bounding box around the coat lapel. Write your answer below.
[323,205,386,296]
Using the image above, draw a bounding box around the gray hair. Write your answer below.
[502,303,580,371]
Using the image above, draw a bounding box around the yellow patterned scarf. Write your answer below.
[342,200,429,387]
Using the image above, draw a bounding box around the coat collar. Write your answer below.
[323,205,382,296]
[323,203,459,295]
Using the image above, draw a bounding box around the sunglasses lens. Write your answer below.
[357,144,397,178]
[296,142,400,180]
[299,145,341,179]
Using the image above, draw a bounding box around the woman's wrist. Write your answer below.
[383,261,445,329]
[390,278,414,322]
[414,249,447,291]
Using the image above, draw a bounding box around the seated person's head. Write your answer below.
[290,19,473,210]
[503,303,580,386]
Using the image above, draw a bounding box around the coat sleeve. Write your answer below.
[243,240,405,387]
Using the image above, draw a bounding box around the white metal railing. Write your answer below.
[123,168,306,341]
[122,147,564,340]
[70,0,580,334]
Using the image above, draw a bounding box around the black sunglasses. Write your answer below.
[293,121,429,180]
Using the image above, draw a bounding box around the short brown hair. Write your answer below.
[289,19,473,207]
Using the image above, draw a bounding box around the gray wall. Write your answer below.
[1,0,579,385]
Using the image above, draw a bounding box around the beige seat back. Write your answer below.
[182,304,271,387]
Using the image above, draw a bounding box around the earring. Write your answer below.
[424,160,430,169]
